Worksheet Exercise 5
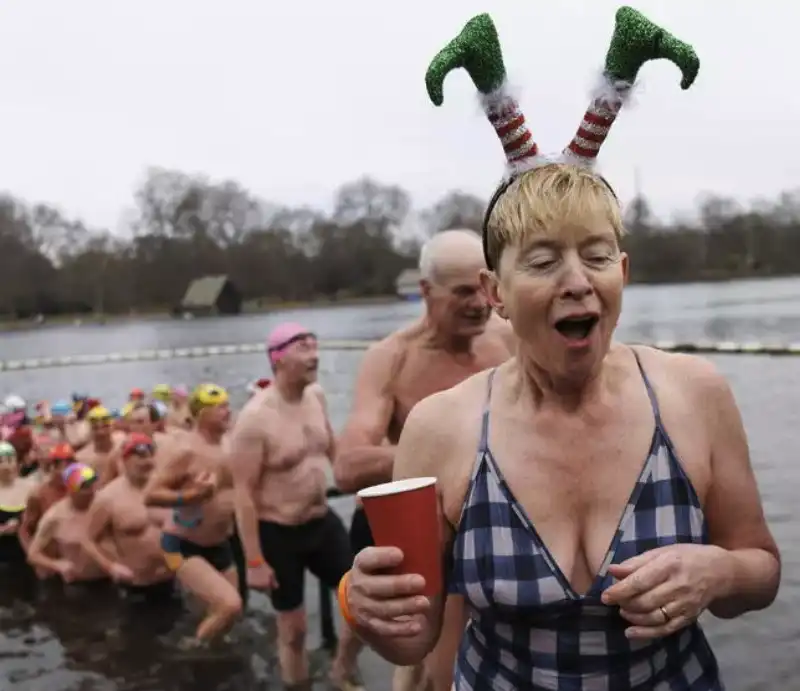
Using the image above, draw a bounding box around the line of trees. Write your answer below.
[1,167,799,319]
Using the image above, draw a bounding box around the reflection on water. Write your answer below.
[1,277,800,690]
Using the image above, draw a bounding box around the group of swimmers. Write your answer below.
[0,321,369,690]
[0,228,510,691]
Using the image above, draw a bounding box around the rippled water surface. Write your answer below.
[1,277,799,690]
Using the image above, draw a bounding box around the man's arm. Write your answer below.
[102,450,121,487]
[228,413,266,566]
[693,358,781,618]
[351,392,454,665]
[310,384,337,461]
[334,342,400,493]
[143,449,205,507]
[19,489,42,551]
[81,494,118,575]
[27,508,64,573]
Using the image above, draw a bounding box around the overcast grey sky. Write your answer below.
[0,0,796,232]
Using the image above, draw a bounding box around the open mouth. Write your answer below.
[554,315,599,342]
[460,311,487,326]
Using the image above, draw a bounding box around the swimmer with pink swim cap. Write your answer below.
[265,322,319,386]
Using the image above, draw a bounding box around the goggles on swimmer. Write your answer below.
[122,432,155,459]
[48,443,76,466]
[266,323,317,367]
[188,384,229,417]
[62,463,97,493]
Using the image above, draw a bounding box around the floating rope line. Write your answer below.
[0,340,799,372]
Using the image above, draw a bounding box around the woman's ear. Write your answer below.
[479,268,507,319]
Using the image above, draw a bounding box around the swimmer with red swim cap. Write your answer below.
[19,443,74,559]
[82,433,176,595]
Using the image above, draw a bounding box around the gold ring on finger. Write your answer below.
[659,605,670,623]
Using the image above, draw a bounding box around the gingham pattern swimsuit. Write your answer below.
[449,357,724,690]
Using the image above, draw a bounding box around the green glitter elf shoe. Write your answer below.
[563,6,700,166]
[426,13,542,175]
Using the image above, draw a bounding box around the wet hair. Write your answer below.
[483,163,624,271]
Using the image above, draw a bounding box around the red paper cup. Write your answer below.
[357,476,441,597]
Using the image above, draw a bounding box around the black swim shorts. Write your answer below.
[349,506,374,555]
[258,509,352,612]
[119,579,177,604]
[160,533,235,573]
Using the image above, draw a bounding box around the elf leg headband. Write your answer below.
[425,7,699,271]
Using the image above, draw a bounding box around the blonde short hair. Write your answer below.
[485,163,624,270]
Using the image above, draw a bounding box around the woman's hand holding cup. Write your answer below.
[348,545,432,638]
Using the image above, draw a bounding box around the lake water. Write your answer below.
[1,276,799,690]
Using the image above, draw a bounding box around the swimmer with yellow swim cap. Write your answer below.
[152,384,171,403]
[77,405,126,487]
[27,461,105,583]
[144,381,242,645]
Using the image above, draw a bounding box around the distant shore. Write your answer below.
[0,294,401,333]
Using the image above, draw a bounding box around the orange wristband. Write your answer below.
[338,570,357,627]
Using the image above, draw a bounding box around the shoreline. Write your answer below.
[1,272,797,334]
[0,294,400,333]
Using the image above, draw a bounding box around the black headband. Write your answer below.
[480,171,620,271]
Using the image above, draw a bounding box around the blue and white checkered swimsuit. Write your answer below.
[449,357,724,690]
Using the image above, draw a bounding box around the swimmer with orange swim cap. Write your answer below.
[27,461,106,583]
[144,383,242,645]
[19,443,74,558]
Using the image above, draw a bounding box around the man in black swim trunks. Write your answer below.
[230,322,364,690]
[144,384,243,646]
[334,230,514,691]
[83,433,177,605]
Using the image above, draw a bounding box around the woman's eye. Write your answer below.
[528,257,557,270]
[584,252,616,267]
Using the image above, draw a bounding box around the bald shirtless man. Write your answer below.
[144,384,242,646]
[334,230,514,691]
[83,433,175,602]
[230,322,363,690]
[76,406,126,487]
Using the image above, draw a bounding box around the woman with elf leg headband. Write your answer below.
[342,8,780,689]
